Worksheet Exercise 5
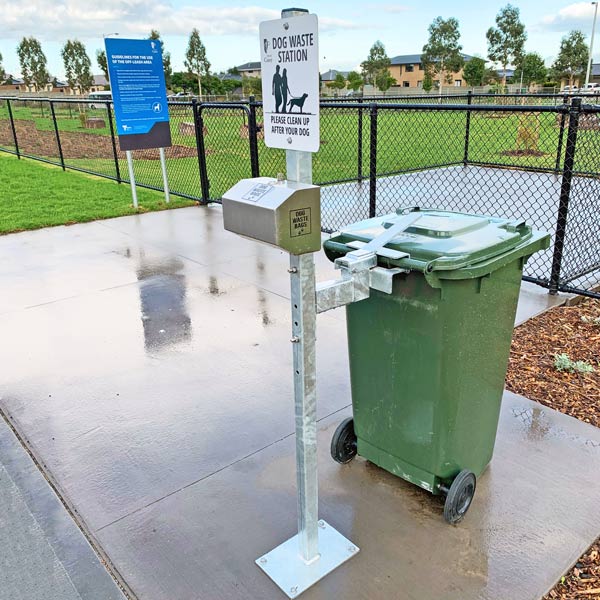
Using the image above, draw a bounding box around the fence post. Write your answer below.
[6,99,20,159]
[106,102,122,183]
[369,103,378,218]
[554,95,569,174]
[357,97,364,182]
[248,95,260,177]
[549,96,581,295]
[49,100,65,170]
[192,98,210,204]
[463,90,472,166]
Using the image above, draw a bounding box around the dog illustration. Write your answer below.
[288,93,308,113]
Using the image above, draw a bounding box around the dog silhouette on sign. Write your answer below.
[288,93,308,113]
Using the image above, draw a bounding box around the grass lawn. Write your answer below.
[0,154,196,235]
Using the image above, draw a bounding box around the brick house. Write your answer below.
[236,62,261,78]
[389,53,475,89]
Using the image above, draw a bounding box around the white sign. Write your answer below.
[259,14,320,153]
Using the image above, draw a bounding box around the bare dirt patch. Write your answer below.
[501,149,547,157]
[0,120,199,160]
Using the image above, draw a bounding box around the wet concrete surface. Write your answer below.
[0,205,596,600]
[0,417,125,600]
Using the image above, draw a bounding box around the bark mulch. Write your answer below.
[506,298,600,599]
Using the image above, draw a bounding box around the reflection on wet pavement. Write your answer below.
[136,253,192,352]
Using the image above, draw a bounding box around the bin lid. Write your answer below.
[335,210,534,271]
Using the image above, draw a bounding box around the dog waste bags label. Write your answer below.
[259,14,320,153]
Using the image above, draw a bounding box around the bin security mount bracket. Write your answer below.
[316,212,421,313]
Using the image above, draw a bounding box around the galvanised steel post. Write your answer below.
[192,98,210,204]
[555,95,569,174]
[248,95,260,177]
[6,99,20,159]
[106,101,122,183]
[369,103,378,218]
[463,90,472,166]
[280,4,322,568]
[550,97,581,294]
[50,100,65,170]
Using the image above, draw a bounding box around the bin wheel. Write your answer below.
[331,418,357,464]
[443,470,476,525]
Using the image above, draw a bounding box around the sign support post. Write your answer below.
[255,8,359,598]
[159,147,170,203]
[105,37,172,209]
[125,150,138,209]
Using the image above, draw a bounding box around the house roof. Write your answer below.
[390,53,475,65]
[237,62,261,71]
[218,73,243,82]
[321,69,349,81]
[496,68,515,78]
[1,76,24,85]
[592,63,600,77]
[93,74,108,86]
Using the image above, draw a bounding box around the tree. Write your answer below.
[17,37,49,92]
[96,50,108,82]
[421,17,464,96]
[346,71,363,92]
[0,52,5,82]
[486,4,527,86]
[171,71,196,93]
[463,57,485,86]
[148,30,172,89]
[326,72,346,95]
[422,71,433,92]
[185,29,210,98]
[375,70,396,94]
[462,57,497,87]
[361,41,391,90]
[61,40,93,94]
[513,52,547,89]
[242,76,262,97]
[552,30,589,88]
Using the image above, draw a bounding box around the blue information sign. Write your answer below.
[105,38,172,151]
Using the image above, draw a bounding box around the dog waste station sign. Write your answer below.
[259,13,320,152]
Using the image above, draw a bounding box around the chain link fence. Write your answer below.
[0,94,598,297]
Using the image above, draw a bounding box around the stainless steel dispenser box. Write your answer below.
[222,177,321,255]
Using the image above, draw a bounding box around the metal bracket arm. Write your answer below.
[316,251,374,313]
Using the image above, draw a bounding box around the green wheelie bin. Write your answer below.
[324,208,550,524]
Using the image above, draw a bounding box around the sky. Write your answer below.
[1,0,599,79]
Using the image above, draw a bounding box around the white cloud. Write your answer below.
[0,1,358,40]
[540,2,597,32]
[376,4,411,13]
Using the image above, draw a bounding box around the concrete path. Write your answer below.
[0,205,594,600]
[0,417,125,600]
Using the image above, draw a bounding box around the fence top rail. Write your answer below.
[319,92,593,101]
[316,101,567,113]
[1,96,570,113]
[0,96,114,104]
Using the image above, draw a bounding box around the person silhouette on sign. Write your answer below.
[281,68,292,113]
[272,65,283,113]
